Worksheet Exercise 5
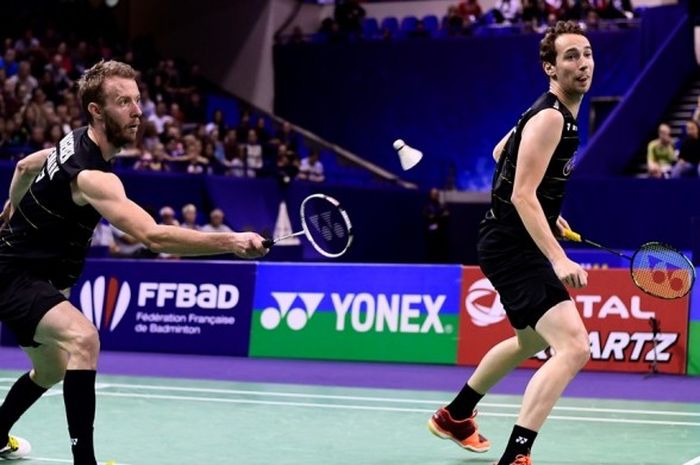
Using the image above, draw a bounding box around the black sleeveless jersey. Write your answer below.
[0,127,112,288]
[482,92,579,246]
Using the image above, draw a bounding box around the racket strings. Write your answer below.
[302,196,352,257]
[631,242,695,299]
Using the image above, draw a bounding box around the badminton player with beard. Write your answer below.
[0,60,268,464]
[428,21,593,465]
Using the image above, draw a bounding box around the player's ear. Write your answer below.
[88,102,103,121]
[543,61,556,79]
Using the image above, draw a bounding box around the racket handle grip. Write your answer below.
[562,229,582,242]
[262,239,274,248]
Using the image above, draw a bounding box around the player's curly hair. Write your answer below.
[78,59,138,123]
[539,21,587,66]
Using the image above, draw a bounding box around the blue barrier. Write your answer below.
[1,259,258,355]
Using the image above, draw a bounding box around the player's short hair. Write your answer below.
[78,59,138,123]
[539,21,587,66]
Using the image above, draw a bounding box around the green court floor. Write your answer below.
[1,370,698,465]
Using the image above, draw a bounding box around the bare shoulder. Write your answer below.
[75,170,124,197]
[525,108,565,132]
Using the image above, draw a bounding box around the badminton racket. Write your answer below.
[563,229,695,300]
[263,194,353,258]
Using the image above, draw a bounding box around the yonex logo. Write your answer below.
[515,436,528,444]
[260,292,324,330]
[308,211,346,241]
[465,278,506,327]
[79,276,131,331]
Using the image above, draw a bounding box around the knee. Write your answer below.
[70,325,100,360]
[564,339,590,371]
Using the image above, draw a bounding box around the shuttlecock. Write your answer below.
[393,139,423,171]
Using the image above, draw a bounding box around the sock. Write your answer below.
[63,370,97,465]
[0,372,48,442]
[497,424,538,465]
[445,382,483,420]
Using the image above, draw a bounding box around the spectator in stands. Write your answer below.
[0,48,18,77]
[159,206,179,226]
[6,61,38,96]
[236,111,252,142]
[493,0,523,23]
[670,120,700,178]
[566,0,592,20]
[201,209,233,233]
[225,149,246,178]
[133,152,159,172]
[44,123,63,148]
[148,101,174,134]
[255,116,270,144]
[276,144,300,186]
[139,87,156,120]
[27,126,45,152]
[141,121,160,153]
[522,0,546,29]
[272,120,299,152]
[298,149,325,182]
[459,0,484,21]
[596,0,634,19]
[22,88,50,130]
[183,91,206,123]
[334,0,366,36]
[646,123,676,178]
[444,5,465,36]
[543,0,569,18]
[181,204,201,230]
[245,129,263,177]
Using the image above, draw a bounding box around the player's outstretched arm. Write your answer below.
[75,170,268,259]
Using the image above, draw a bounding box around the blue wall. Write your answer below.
[275,29,643,189]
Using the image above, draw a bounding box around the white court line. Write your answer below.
[4,381,699,418]
[98,382,700,418]
[28,458,131,465]
[94,391,700,427]
[681,456,700,465]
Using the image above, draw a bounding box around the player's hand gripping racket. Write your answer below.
[262,194,353,258]
[562,229,695,299]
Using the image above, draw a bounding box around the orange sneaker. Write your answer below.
[504,455,532,465]
[427,407,491,452]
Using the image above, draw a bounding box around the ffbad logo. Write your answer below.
[465,278,506,327]
[80,276,131,331]
[80,278,242,331]
[260,292,448,333]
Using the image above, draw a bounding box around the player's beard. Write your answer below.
[104,109,138,148]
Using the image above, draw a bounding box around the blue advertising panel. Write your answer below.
[64,259,257,355]
[250,263,462,363]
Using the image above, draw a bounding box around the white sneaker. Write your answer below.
[0,435,31,460]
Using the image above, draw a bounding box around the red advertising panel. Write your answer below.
[458,267,689,374]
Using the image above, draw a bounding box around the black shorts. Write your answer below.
[0,263,67,347]
[477,224,570,330]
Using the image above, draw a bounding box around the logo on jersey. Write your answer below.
[563,152,577,176]
[465,278,506,327]
[79,276,131,331]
